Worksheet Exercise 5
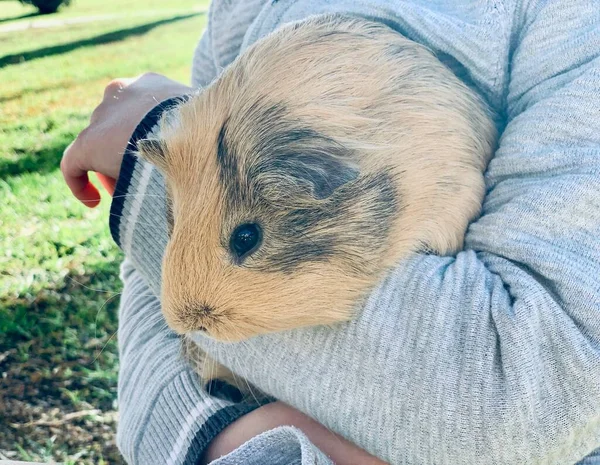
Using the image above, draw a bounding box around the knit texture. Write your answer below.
[209,426,334,465]
[112,0,600,463]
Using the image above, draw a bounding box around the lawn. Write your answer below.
[0,1,208,462]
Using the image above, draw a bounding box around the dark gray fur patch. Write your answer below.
[165,188,174,238]
[251,127,359,200]
[216,120,239,188]
[216,101,398,273]
[263,170,399,273]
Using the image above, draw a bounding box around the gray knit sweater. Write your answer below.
[111,0,600,464]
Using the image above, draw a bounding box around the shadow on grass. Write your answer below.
[0,11,38,25]
[0,258,123,346]
[0,258,125,463]
[0,80,80,104]
[0,257,124,411]
[0,137,68,178]
[0,12,203,69]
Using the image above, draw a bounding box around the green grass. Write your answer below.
[0,1,208,462]
[0,0,202,23]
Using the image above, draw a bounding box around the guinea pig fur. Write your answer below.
[136,15,497,344]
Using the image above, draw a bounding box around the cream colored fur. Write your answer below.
[137,16,497,384]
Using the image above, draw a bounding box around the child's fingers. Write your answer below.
[66,172,101,208]
[78,180,102,208]
[61,142,101,208]
[96,173,116,196]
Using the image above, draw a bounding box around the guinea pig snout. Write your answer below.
[167,301,218,333]
[191,303,216,330]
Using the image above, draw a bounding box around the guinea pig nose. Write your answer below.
[199,304,214,315]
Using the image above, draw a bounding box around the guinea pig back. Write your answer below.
[136,15,497,341]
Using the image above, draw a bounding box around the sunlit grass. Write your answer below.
[0,1,207,461]
[0,0,202,23]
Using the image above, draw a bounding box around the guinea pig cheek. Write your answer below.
[206,267,357,340]
[159,242,230,336]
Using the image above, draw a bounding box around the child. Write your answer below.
[62,1,600,464]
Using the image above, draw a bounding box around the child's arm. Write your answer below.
[203,400,387,464]
[117,259,266,465]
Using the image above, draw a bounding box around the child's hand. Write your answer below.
[61,72,192,207]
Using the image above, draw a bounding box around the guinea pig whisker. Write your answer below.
[64,274,122,294]
[93,292,122,346]
[107,212,170,230]
[223,323,263,406]
[61,275,129,365]
[110,193,169,200]
[90,326,118,365]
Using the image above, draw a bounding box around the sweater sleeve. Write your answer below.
[194,2,600,464]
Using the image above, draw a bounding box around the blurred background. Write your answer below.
[0,0,208,462]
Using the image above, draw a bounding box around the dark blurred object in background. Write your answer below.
[19,0,71,14]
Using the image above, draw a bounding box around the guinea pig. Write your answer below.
[136,16,497,350]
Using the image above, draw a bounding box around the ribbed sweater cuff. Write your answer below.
[136,373,264,465]
[109,96,187,250]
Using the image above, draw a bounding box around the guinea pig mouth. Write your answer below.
[168,302,220,335]
[185,319,215,336]
[189,323,216,339]
[192,328,217,342]
[195,305,218,332]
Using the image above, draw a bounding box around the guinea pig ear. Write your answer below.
[136,138,168,172]
[272,143,359,200]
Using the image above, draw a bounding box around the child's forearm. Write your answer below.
[202,401,388,465]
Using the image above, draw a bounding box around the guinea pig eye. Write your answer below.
[230,223,262,260]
